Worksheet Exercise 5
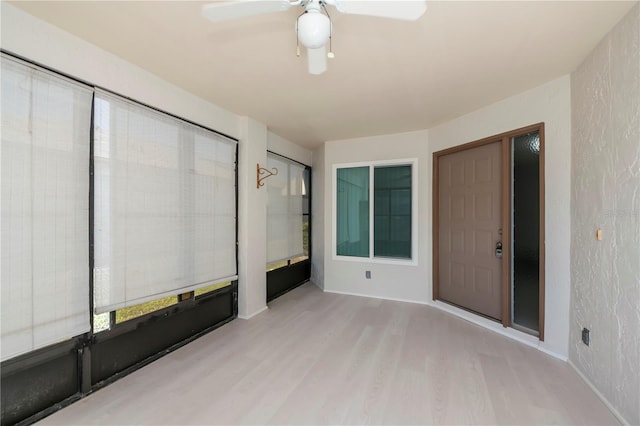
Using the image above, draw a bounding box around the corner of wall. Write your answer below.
[311,143,326,290]
[237,117,268,317]
[266,131,313,166]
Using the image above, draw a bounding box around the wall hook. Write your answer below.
[257,163,278,188]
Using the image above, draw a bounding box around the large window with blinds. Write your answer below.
[1,52,240,425]
[0,56,240,358]
[266,152,309,268]
[265,152,311,301]
[1,56,93,361]
[93,91,238,317]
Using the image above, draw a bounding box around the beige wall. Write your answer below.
[315,75,572,358]
[570,4,640,425]
[320,130,430,304]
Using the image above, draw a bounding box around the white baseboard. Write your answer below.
[324,289,431,306]
[429,300,567,362]
[568,360,629,426]
[238,305,268,320]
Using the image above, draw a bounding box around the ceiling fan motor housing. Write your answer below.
[297,10,331,49]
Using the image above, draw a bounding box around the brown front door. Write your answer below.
[437,141,503,320]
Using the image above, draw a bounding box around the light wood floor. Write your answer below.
[40,283,618,425]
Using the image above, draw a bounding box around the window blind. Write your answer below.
[93,91,237,314]
[1,56,93,361]
[266,153,305,264]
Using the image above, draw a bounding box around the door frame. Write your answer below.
[432,123,545,340]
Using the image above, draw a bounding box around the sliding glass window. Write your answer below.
[336,167,370,257]
[374,165,412,258]
[335,161,415,261]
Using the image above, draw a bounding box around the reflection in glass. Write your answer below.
[511,132,540,334]
[374,165,412,259]
[336,167,370,257]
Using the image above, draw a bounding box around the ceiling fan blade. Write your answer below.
[307,46,327,75]
[202,0,294,23]
[333,0,427,21]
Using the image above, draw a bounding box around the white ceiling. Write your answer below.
[10,1,637,149]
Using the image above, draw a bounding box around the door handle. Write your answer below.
[495,241,503,259]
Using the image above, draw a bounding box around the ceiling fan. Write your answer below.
[202,0,427,75]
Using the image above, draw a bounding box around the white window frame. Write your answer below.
[332,158,418,266]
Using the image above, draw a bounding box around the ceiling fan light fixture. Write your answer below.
[297,10,331,49]
[202,0,428,75]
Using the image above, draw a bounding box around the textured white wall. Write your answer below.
[570,4,640,425]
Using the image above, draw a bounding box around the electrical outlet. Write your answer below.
[365,270,371,279]
[582,328,590,346]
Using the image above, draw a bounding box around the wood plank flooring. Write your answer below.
[39,283,618,425]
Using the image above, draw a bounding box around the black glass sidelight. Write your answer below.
[511,131,540,333]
